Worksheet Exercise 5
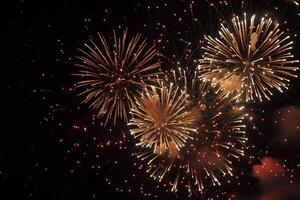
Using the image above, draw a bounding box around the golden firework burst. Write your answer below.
[199,13,299,102]
[132,68,247,194]
[129,81,196,154]
[74,29,161,125]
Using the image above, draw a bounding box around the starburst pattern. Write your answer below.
[199,14,299,102]
[74,29,161,125]
[129,81,196,154]
[132,68,247,194]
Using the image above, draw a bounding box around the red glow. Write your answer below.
[253,157,285,182]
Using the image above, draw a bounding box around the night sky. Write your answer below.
[3,0,300,199]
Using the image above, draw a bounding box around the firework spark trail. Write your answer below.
[74,29,161,126]
[199,13,299,102]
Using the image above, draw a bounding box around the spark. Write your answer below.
[290,0,300,6]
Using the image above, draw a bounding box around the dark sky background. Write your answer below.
[3,0,300,199]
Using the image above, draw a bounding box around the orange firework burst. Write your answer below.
[199,14,299,102]
[132,68,247,194]
[129,81,196,154]
[74,29,161,125]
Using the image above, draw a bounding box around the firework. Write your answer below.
[74,29,161,125]
[128,81,196,155]
[198,13,299,102]
[132,68,247,194]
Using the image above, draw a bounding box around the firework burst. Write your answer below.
[199,13,299,102]
[74,29,161,126]
[128,81,196,155]
[132,68,247,194]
